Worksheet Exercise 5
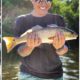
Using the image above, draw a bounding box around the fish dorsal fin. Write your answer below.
[20,29,33,37]
[47,24,59,27]
[31,25,43,31]
[20,25,43,37]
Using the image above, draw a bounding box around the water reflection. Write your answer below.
[0,65,1,80]
[3,63,19,80]
[3,50,79,80]
[61,50,79,80]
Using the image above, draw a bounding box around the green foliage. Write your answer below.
[3,0,24,7]
[52,0,79,33]
[2,0,33,61]
[2,17,13,36]
[2,0,32,36]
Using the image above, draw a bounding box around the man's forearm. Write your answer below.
[18,44,34,57]
[56,45,68,56]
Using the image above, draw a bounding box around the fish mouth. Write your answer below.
[71,37,78,40]
[73,33,78,39]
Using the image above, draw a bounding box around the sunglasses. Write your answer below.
[35,0,52,2]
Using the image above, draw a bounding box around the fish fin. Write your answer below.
[31,25,43,31]
[3,37,16,53]
[48,36,55,40]
[47,24,59,27]
[27,25,43,32]
[20,29,33,37]
[21,25,43,37]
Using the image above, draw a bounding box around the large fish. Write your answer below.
[3,26,78,53]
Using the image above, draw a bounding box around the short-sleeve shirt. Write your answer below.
[14,13,66,79]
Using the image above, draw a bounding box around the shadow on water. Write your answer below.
[2,39,79,80]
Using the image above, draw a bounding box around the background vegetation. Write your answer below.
[2,0,79,35]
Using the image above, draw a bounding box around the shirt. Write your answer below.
[14,13,65,79]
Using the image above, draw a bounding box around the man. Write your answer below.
[14,0,68,80]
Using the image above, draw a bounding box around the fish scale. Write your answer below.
[3,27,78,53]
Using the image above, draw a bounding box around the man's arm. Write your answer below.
[56,45,68,56]
[18,32,42,57]
[18,44,34,57]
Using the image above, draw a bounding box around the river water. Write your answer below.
[2,48,79,80]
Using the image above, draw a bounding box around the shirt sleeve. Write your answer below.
[13,16,26,51]
[13,16,26,37]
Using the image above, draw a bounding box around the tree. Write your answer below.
[52,0,79,33]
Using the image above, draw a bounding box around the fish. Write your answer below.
[3,26,78,53]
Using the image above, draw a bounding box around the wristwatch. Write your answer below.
[56,45,64,52]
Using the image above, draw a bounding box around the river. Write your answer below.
[2,47,79,80]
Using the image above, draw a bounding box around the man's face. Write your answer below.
[31,0,52,15]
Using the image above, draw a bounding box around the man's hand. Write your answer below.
[52,32,65,49]
[27,32,42,48]
[18,32,42,57]
[49,32,68,56]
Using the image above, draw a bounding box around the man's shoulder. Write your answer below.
[15,13,31,24]
[48,13,64,19]
[48,13,65,27]
[16,13,31,20]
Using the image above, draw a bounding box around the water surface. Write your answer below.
[2,49,79,80]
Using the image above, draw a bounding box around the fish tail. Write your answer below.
[3,37,16,53]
